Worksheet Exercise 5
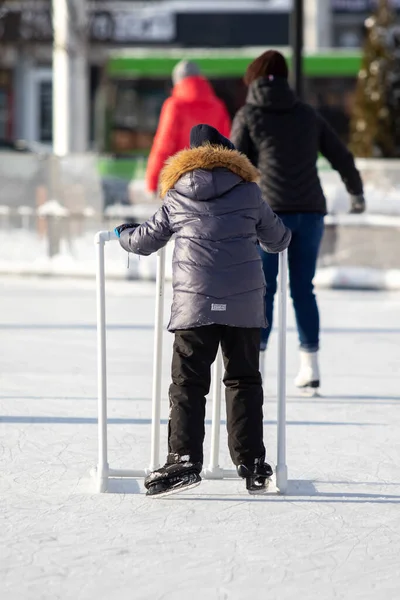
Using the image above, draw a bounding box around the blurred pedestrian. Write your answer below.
[231,50,365,393]
[146,60,231,195]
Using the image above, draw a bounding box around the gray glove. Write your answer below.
[349,194,366,214]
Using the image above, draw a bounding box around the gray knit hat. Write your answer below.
[172,60,201,85]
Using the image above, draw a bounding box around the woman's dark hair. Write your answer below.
[244,50,289,86]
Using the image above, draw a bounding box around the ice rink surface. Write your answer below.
[1,275,400,600]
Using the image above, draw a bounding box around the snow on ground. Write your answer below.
[1,276,400,600]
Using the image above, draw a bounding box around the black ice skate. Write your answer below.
[144,458,202,498]
[237,459,273,495]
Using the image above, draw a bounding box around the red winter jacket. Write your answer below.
[146,76,231,193]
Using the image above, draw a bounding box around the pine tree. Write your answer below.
[349,0,400,158]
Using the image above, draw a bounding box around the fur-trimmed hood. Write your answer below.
[159,145,259,199]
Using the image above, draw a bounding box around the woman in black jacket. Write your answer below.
[231,50,365,393]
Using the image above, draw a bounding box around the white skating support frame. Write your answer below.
[93,231,288,493]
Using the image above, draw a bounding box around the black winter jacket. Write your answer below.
[231,78,363,214]
[119,145,291,331]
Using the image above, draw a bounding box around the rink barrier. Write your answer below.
[93,231,288,494]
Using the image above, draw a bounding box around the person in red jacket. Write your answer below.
[146,60,231,194]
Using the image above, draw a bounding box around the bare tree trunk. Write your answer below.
[52,0,88,155]
[52,0,71,155]
[69,0,89,153]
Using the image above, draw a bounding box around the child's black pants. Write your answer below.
[168,325,265,467]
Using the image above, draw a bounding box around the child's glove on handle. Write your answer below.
[114,223,141,238]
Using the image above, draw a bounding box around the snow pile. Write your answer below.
[0,230,174,281]
[315,267,400,290]
[37,200,70,218]
[1,222,400,289]
[324,181,400,215]
[320,163,400,215]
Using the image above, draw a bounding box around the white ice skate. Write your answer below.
[295,350,320,397]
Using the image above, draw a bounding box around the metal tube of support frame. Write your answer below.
[149,246,166,471]
[276,249,288,493]
[95,232,110,492]
[207,350,223,476]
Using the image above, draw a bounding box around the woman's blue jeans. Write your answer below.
[260,213,324,352]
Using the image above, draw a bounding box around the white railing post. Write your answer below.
[93,232,288,493]
[94,231,117,492]
[276,249,288,493]
[149,246,166,472]
[204,350,224,478]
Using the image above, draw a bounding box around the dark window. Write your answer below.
[39,80,52,143]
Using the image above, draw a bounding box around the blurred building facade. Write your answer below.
[1,0,393,152]
[0,0,293,149]
[332,0,400,47]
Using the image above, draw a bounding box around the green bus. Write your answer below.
[96,48,362,201]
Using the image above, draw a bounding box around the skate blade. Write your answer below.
[147,480,201,498]
[247,478,271,495]
[248,480,271,495]
[300,387,321,398]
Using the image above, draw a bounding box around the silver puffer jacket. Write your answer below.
[119,145,291,331]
